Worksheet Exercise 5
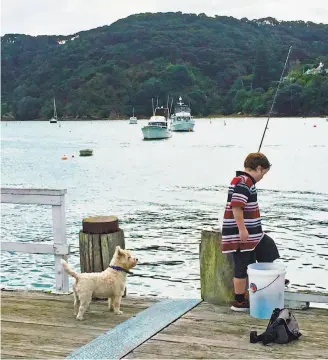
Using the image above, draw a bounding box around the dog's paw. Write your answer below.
[114,310,123,315]
[76,314,84,320]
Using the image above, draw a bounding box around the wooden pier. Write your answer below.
[1,291,155,359]
[2,189,328,359]
[1,290,328,359]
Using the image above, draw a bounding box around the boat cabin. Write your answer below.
[148,115,168,127]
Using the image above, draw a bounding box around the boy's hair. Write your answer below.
[244,152,271,170]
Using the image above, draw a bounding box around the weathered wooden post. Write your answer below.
[200,229,234,305]
[200,229,328,310]
[79,216,125,273]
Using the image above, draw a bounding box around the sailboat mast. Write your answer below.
[53,98,57,119]
[169,97,174,117]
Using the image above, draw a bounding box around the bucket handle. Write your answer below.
[249,275,280,293]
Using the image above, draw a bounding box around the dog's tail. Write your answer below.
[61,259,79,279]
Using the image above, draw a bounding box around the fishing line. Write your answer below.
[258,46,292,152]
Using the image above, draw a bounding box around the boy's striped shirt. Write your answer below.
[221,171,264,253]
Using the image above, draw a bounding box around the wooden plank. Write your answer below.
[155,332,328,355]
[100,234,111,269]
[88,232,94,271]
[1,292,156,321]
[127,339,279,359]
[125,350,179,359]
[130,316,328,358]
[52,199,68,292]
[1,188,67,196]
[92,234,103,272]
[2,291,328,360]
[285,290,328,304]
[1,291,157,359]
[126,337,327,359]
[79,231,89,272]
[170,315,328,335]
[181,310,328,333]
[158,315,328,342]
[1,241,70,255]
[1,193,64,206]
[124,301,328,359]
[67,298,202,359]
[1,290,156,308]
[109,229,126,249]
[1,187,67,206]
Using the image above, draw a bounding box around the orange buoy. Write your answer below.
[61,155,68,160]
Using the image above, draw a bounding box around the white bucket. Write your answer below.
[247,262,286,319]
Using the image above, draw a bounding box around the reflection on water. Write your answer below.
[1,118,328,297]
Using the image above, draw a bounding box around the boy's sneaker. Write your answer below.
[231,299,249,312]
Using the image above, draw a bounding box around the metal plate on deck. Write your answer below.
[66,298,202,360]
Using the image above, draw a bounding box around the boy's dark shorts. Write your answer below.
[232,234,280,278]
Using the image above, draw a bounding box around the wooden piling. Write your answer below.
[199,229,315,309]
[79,216,125,273]
[199,229,234,305]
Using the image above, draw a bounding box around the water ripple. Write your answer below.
[1,119,328,297]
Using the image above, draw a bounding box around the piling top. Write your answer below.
[82,216,119,234]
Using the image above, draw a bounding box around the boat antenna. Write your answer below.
[156,97,159,108]
[258,46,292,152]
[152,98,155,116]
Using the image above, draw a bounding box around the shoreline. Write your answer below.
[2,115,327,122]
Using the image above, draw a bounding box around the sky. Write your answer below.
[1,0,328,36]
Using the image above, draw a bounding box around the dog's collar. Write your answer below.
[109,265,133,275]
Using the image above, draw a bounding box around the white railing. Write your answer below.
[1,188,70,292]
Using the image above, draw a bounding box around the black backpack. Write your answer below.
[250,308,302,345]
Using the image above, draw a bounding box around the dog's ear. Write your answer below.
[115,245,123,256]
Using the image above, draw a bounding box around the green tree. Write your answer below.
[252,40,271,91]
[16,96,41,120]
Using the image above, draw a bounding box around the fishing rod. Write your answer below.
[258,46,292,152]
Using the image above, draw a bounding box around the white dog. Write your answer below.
[61,246,138,320]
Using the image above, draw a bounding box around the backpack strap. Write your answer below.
[250,328,278,345]
[279,310,302,342]
[266,308,281,330]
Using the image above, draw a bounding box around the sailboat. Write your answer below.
[50,98,58,123]
[129,108,137,124]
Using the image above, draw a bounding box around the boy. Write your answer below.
[221,152,282,311]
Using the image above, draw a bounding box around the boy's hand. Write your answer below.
[239,228,249,242]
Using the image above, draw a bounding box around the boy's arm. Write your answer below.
[232,207,248,242]
[231,181,250,242]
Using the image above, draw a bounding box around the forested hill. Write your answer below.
[1,12,328,120]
